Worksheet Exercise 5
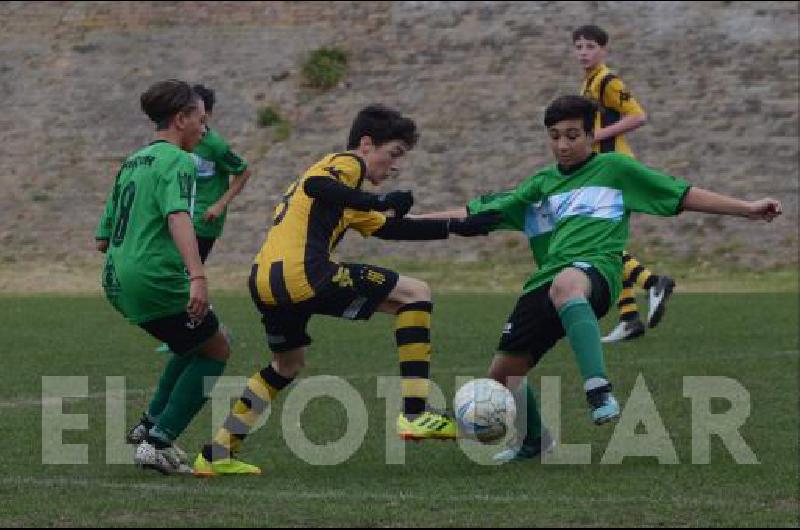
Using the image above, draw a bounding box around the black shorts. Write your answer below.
[249,263,400,353]
[498,265,611,366]
[197,237,216,264]
[140,310,220,355]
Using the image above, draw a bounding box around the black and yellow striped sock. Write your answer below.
[624,252,658,291]
[619,253,640,322]
[396,301,432,418]
[202,365,293,462]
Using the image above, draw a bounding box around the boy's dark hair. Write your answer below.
[544,95,597,134]
[572,24,609,46]
[192,84,215,114]
[140,79,200,130]
[347,104,419,150]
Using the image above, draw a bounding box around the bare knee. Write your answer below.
[392,277,431,306]
[409,279,432,303]
[488,353,531,388]
[549,269,591,309]
[198,330,232,362]
[548,281,577,309]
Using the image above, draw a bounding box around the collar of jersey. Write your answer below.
[558,152,597,176]
[584,64,608,86]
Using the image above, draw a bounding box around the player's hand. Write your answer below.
[203,203,225,223]
[96,239,109,253]
[376,190,414,218]
[448,212,504,236]
[187,276,209,321]
[746,198,782,222]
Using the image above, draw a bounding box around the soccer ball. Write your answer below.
[454,378,516,444]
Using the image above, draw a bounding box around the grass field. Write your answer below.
[0,291,797,527]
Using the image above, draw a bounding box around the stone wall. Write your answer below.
[0,1,797,270]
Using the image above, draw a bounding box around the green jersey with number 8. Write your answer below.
[95,140,197,324]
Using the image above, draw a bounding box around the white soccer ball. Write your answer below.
[454,378,517,444]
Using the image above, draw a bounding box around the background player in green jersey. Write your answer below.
[189,84,251,263]
[95,80,234,474]
[420,95,781,462]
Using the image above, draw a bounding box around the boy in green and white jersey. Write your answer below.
[421,95,782,462]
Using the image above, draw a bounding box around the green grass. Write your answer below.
[0,293,797,526]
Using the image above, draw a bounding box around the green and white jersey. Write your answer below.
[191,127,248,239]
[467,153,690,303]
[95,140,197,324]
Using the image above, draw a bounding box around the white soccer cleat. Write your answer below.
[601,319,645,343]
[647,276,676,329]
[126,421,149,445]
[134,441,193,475]
[126,418,189,465]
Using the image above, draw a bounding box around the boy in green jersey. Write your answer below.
[421,95,781,462]
[189,84,251,263]
[95,80,235,475]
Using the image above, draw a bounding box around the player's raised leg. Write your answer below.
[550,266,619,425]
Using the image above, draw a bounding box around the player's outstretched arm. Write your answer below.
[408,208,468,220]
[372,212,502,240]
[304,177,414,217]
[682,187,782,222]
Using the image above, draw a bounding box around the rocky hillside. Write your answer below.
[0,1,797,271]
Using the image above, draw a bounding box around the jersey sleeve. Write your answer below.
[466,191,527,231]
[95,171,120,240]
[213,136,249,176]
[346,209,388,237]
[613,155,691,216]
[466,173,544,232]
[157,153,196,218]
[321,154,365,189]
[603,77,645,116]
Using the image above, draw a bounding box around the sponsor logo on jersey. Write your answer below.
[191,153,216,180]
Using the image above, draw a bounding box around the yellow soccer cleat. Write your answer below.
[192,453,262,477]
[397,411,458,441]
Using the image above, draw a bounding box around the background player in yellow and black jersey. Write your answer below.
[193,105,501,476]
[574,24,677,343]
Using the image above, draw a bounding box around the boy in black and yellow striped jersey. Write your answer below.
[574,24,676,342]
[192,105,500,476]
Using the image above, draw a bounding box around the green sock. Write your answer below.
[558,297,608,383]
[520,380,542,446]
[147,353,193,421]
[156,356,227,440]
